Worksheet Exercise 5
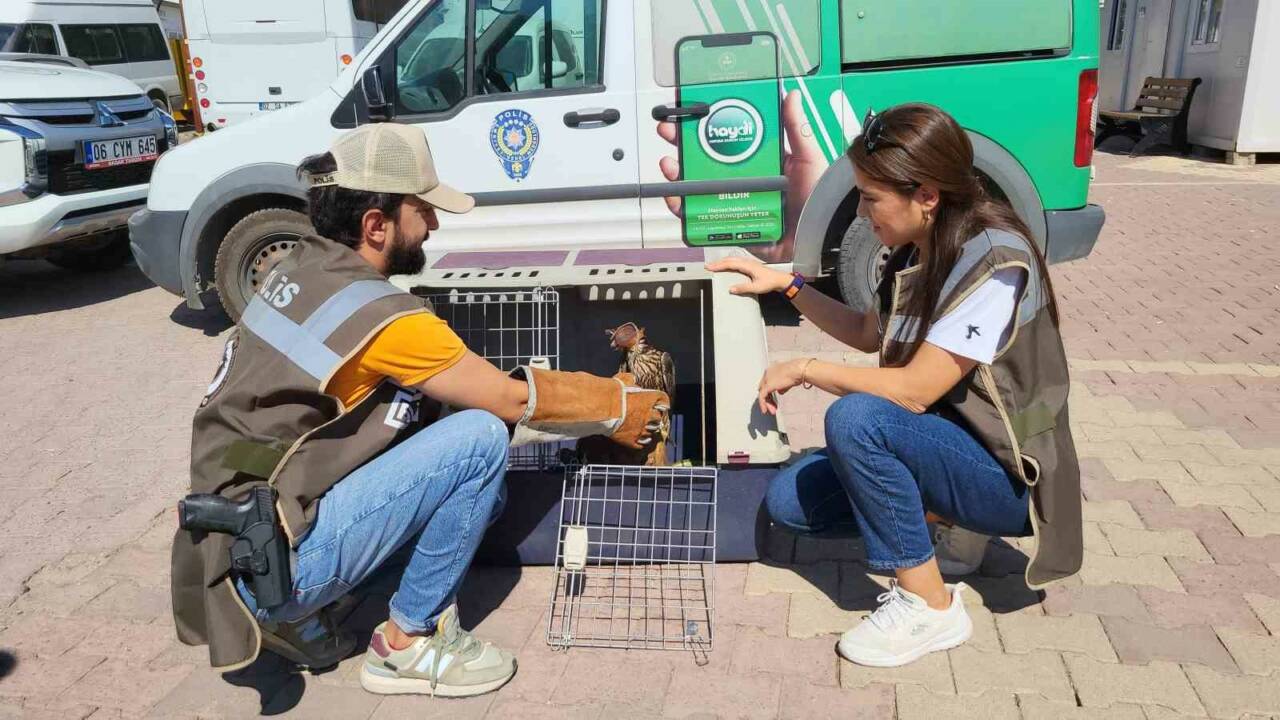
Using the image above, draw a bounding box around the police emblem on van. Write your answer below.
[489,109,540,181]
[698,99,764,164]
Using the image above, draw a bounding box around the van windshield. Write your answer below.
[0,23,59,55]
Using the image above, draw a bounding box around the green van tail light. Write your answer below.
[1075,69,1099,168]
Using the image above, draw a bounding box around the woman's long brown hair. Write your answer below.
[848,103,1060,367]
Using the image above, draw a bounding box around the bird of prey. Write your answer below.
[570,322,676,467]
[608,322,676,406]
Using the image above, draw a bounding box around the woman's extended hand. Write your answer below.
[705,256,793,297]
[757,358,808,415]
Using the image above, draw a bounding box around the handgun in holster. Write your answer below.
[178,485,291,610]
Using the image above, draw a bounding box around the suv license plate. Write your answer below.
[83,135,159,170]
[259,102,295,111]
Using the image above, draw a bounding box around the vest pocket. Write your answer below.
[1021,454,1042,487]
[1011,402,1057,445]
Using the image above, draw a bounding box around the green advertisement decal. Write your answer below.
[678,33,784,246]
[701,100,764,162]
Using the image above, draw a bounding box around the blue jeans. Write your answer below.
[768,394,1030,571]
[238,409,509,634]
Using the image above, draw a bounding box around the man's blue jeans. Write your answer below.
[238,409,509,634]
[767,394,1031,571]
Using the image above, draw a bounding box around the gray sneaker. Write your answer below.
[359,605,517,697]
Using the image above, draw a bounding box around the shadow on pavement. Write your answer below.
[0,260,153,320]
[458,565,522,629]
[216,559,522,712]
[760,526,1042,615]
[169,299,233,337]
[0,649,15,680]
[221,651,306,716]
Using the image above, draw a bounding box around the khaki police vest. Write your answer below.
[171,236,438,670]
[878,229,1083,588]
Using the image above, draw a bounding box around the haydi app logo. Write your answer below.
[698,99,764,164]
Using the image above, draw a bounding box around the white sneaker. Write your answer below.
[837,581,972,667]
[933,525,989,576]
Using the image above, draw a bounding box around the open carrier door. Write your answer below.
[390,0,797,662]
[407,262,791,659]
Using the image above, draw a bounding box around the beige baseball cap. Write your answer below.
[308,123,475,214]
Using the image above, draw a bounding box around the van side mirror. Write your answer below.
[551,28,577,72]
[539,27,578,83]
[361,66,393,122]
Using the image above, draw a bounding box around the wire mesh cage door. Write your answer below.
[548,464,717,656]
[416,288,565,470]
[418,287,560,370]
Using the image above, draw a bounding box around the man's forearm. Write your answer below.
[497,376,530,424]
[417,352,530,424]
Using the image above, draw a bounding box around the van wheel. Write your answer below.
[46,233,132,271]
[835,217,890,312]
[214,208,311,322]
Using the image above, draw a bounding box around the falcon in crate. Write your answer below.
[570,322,675,466]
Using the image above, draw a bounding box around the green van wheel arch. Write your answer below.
[791,131,1047,278]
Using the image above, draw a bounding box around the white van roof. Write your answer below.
[2,1,164,28]
[1,0,161,20]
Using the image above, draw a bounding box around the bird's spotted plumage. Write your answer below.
[573,322,676,466]
[612,324,676,406]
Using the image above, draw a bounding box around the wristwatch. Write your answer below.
[783,272,805,300]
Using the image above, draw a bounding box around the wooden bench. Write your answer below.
[1097,76,1202,157]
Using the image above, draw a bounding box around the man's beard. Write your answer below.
[385,234,426,276]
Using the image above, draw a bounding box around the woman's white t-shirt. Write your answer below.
[924,267,1026,365]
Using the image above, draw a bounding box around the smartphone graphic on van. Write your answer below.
[675,32,784,247]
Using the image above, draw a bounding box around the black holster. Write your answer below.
[178,485,292,610]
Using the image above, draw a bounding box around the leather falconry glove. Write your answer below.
[508,367,670,449]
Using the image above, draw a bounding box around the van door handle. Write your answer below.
[564,108,621,127]
[652,102,710,122]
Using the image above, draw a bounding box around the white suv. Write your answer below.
[0,56,176,269]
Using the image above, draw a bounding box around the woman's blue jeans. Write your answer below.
[767,393,1031,571]
[238,409,509,634]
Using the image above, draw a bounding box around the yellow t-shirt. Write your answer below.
[325,312,466,408]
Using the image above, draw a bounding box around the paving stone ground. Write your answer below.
[1,149,1278,718]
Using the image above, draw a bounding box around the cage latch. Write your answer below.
[563,525,589,571]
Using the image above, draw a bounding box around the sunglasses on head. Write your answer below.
[862,108,892,154]
[858,108,923,190]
